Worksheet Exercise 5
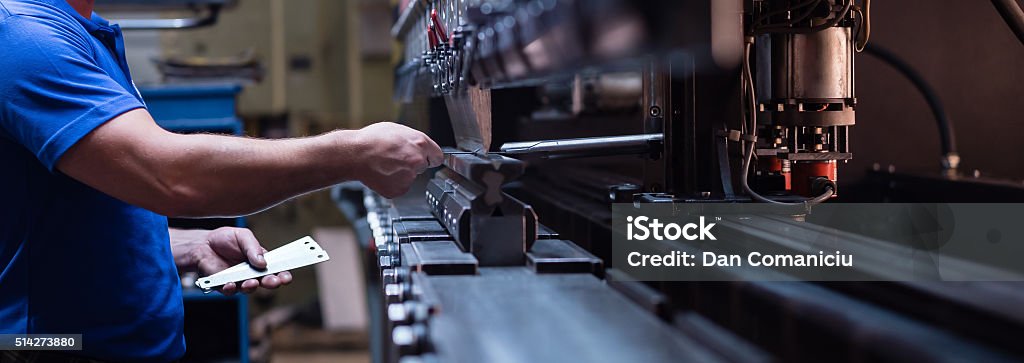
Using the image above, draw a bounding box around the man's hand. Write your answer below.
[350,122,444,198]
[171,227,293,295]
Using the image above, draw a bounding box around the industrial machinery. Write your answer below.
[333,0,1024,362]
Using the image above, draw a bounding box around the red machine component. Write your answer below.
[427,23,440,49]
[791,160,837,198]
[762,155,792,191]
[430,8,448,43]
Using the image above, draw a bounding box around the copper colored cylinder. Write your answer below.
[791,160,837,197]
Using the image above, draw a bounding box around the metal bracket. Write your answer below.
[195,236,330,292]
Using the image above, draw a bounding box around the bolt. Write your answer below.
[394,324,429,356]
[382,269,397,285]
[393,325,416,348]
[393,267,410,284]
[385,283,404,304]
[649,106,662,118]
[388,303,410,325]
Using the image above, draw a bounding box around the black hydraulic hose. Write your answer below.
[863,43,959,170]
[991,0,1024,47]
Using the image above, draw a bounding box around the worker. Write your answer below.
[0,0,445,361]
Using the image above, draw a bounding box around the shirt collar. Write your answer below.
[38,0,111,33]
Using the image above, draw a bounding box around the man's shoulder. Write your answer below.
[0,0,77,25]
[0,1,95,93]
[0,1,87,50]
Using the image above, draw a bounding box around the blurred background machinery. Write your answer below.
[333,0,1024,362]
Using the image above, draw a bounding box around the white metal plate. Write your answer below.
[195,236,330,292]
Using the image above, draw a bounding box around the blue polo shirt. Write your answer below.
[0,0,185,361]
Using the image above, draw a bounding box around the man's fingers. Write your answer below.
[278,271,293,285]
[221,282,237,295]
[425,138,444,168]
[235,229,267,270]
[415,156,430,174]
[214,271,293,294]
[260,275,281,289]
[240,279,259,293]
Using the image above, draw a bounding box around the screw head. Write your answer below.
[649,106,662,117]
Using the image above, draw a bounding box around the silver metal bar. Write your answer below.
[499,133,663,158]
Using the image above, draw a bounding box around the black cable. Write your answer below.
[863,43,959,170]
[991,0,1024,47]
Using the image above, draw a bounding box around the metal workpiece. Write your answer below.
[499,133,664,159]
[444,87,492,152]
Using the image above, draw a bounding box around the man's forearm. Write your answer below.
[159,130,362,217]
[58,109,440,218]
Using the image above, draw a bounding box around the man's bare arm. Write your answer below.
[57,109,443,217]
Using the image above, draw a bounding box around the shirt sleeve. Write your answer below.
[0,15,145,171]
